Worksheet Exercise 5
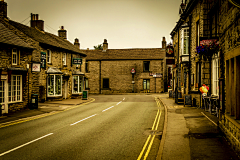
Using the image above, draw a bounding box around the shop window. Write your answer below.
[47,75,62,96]
[180,27,189,55]
[143,79,150,90]
[63,53,67,66]
[103,78,109,88]
[85,78,89,89]
[47,50,51,63]
[8,75,22,102]
[212,55,219,95]
[73,76,83,94]
[0,81,5,103]
[12,49,20,65]
[143,61,150,72]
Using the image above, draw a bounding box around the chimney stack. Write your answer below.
[103,39,108,52]
[30,13,44,31]
[58,26,67,39]
[74,38,80,49]
[162,37,166,49]
[0,0,7,18]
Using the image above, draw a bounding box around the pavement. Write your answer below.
[157,93,240,160]
[0,97,95,128]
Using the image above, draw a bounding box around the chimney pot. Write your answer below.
[103,39,108,52]
[74,38,80,49]
[36,14,39,20]
[61,26,64,30]
[30,13,44,31]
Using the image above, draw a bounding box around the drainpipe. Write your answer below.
[99,60,101,94]
[188,15,192,94]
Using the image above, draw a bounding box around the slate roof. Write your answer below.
[0,23,34,49]
[83,48,165,60]
[8,20,86,57]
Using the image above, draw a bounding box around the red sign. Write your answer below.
[131,68,136,74]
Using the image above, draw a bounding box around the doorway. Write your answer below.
[0,80,8,114]
[64,80,68,99]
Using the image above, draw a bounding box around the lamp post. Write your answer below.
[131,68,136,93]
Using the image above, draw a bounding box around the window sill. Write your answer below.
[47,95,62,97]
[8,101,23,104]
[72,92,82,95]
[102,88,111,90]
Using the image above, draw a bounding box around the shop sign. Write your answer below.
[181,56,189,62]
[1,75,7,80]
[32,63,41,72]
[200,39,219,45]
[72,58,82,65]
[153,73,162,78]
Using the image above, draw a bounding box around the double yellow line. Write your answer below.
[137,99,162,160]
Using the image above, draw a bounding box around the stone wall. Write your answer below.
[85,59,164,94]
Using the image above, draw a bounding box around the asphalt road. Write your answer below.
[0,95,164,160]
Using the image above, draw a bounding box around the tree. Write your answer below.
[93,44,103,50]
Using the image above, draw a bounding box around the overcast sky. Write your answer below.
[6,0,181,49]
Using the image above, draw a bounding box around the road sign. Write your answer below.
[131,68,136,74]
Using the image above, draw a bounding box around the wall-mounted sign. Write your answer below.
[32,63,41,72]
[131,68,136,74]
[181,56,189,62]
[41,52,46,68]
[166,45,174,57]
[229,0,240,8]
[200,39,219,45]
[1,75,7,80]
[72,58,82,65]
[153,73,162,78]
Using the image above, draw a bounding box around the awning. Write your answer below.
[47,67,63,74]
[72,70,85,75]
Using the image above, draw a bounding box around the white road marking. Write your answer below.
[116,101,122,105]
[102,106,115,112]
[70,114,97,126]
[0,133,54,157]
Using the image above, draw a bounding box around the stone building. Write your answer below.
[170,0,240,155]
[82,39,166,94]
[0,0,86,113]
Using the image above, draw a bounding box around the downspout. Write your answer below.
[188,15,192,94]
[99,60,101,94]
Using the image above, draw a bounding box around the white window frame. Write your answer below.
[47,50,51,63]
[63,53,67,66]
[12,49,19,65]
[180,27,189,56]
[47,74,62,97]
[8,75,22,103]
[212,53,219,96]
[143,79,150,90]
[72,76,83,94]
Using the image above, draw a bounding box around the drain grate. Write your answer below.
[144,130,163,136]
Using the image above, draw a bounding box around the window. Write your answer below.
[196,20,200,46]
[0,81,5,103]
[47,75,62,96]
[47,50,51,63]
[103,78,109,88]
[212,54,219,95]
[180,27,189,55]
[143,79,150,90]
[8,75,22,102]
[85,78,89,89]
[73,76,83,94]
[63,53,67,66]
[85,61,89,72]
[143,61,150,72]
[12,49,19,65]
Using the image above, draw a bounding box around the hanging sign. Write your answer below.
[72,58,82,65]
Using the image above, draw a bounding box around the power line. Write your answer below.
[21,16,30,24]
